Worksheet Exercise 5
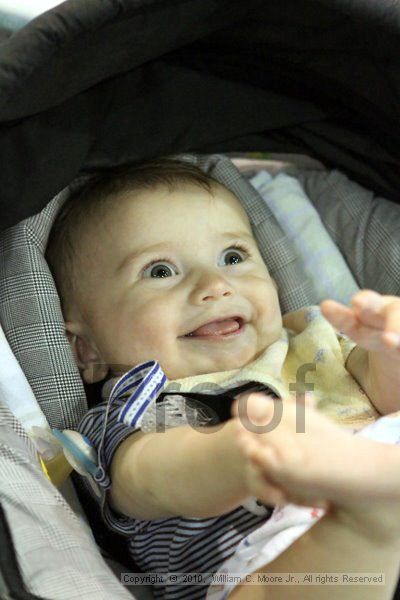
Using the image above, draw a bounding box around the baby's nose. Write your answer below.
[190,272,234,304]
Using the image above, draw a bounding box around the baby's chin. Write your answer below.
[166,351,262,381]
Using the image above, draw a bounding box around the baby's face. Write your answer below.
[71,183,282,380]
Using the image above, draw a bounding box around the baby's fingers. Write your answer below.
[242,449,287,506]
[237,428,279,470]
[321,295,400,352]
[321,292,391,332]
[345,290,400,334]
[350,290,400,330]
[247,445,329,510]
[320,300,358,335]
[381,331,400,350]
[233,392,277,429]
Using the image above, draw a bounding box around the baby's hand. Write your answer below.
[320,290,400,355]
[232,393,397,509]
[233,392,290,507]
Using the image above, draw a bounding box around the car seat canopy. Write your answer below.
[0,0,399,233]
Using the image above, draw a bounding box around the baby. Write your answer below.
[46,157,400,600]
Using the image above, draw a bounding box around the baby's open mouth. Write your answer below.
[183,316,245,338]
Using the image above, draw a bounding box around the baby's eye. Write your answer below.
[219,246,248,266]
[142,261,178,278]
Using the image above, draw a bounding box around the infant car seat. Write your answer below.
[0,1,399,598]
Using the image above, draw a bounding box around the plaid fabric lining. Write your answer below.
[297,169,400,296]
[0,177,91,430]
[0,399,134,599]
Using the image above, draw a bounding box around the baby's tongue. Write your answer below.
[190,318,240,336]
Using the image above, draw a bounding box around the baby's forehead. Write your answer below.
[72,186,252,275]
[98,184,254,265]
[108,180,252,224]
[74,180,258,278]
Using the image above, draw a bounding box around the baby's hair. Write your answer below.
[46,157,221,317]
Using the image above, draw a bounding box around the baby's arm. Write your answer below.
[229,394,400,600]
[321,290,400,415]
[109,419,252,520]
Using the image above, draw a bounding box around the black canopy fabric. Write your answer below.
[0,0,399,232]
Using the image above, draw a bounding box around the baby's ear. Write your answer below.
[64,322,108,384]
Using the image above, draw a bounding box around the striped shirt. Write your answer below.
[77,392,273,599]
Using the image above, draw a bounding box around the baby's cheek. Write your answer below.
[132,320,162,347]
[131,311,176,356]
[252,283,280,317]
